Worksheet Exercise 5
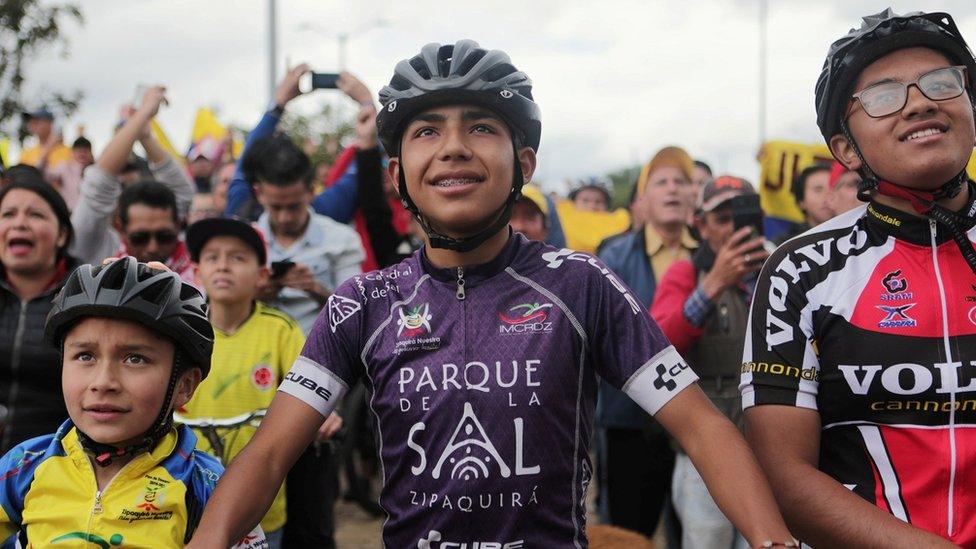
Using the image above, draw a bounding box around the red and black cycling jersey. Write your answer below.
[741,186,976,546]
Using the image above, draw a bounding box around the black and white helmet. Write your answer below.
[377,39,542,157]
[46,256,213,375]
[815,9,976,142]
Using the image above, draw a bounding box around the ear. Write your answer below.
[252,182,265,202]
[256,265,271,288]
[193,263,200,281]
[829,134,862,171]
[387,157,402,197]
[171,367,203,410]
[517,147,537,183]
[112,215,123,235]
[56,226,69,249]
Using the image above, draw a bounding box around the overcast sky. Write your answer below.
[18,0,976,193]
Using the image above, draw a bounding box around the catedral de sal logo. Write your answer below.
[498,302,553,334]
[764,226,870,350]
[398,303,433,337]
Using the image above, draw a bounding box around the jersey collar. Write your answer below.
[419,229,522,286]
[865,181,976,246]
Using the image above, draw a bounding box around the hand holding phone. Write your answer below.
[270,260,296,279]
[298,72,341,93]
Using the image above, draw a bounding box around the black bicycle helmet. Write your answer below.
[46,257,214,466]
[377,39,541,156]
[375,40,542,253]
[815,9,976,142]
[815,9,976,276]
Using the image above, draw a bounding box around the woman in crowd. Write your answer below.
[0,177,76,453]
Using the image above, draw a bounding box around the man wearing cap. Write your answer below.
[650,176,769,549]
[594,145,698,538]
[18,107,72,176]
[509,185,549,242]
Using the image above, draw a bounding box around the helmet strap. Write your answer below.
[397,142,525,253]
[76,350,184,467]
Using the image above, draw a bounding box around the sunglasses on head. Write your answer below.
[127,230,178,247]
[849,65,969,119]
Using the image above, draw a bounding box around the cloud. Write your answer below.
[15,0,976,188]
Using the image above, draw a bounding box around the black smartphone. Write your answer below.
[730,194,764,239]
[270,260,296,279]
[299,72,340,93]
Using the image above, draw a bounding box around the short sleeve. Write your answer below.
[0,436,51,543]
[585,258,698,416]
[277,281,363,416]
[739,246,819,411]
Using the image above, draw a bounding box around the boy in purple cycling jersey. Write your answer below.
[187,40,793,548]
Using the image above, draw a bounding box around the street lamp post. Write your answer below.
[297,18,387,71]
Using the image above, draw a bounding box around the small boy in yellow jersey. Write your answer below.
[182,218,309,548]
[0,257,266,548]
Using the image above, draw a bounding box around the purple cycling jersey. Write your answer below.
[279,232,697,548]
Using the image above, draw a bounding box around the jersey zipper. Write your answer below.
[85,453,137,538]
[2,299,30,452]
[456,267,466,300]
[929,219,957,537]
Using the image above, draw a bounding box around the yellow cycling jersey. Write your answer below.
[180,301,304,534]
[0,421,266,548]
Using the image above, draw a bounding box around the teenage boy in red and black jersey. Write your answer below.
[188,39,793,549]
[742,9,976,547]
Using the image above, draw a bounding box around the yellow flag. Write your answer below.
[191,107,228,142]
[0,138,9,168]
[150,119,185,165]
[554,200,631,254]
[758,140,834,224]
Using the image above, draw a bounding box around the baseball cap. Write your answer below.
[828,161,848,190]
[187,137,223,162]
[186,217,267,265]
[517,185,549,218]
[22,106,54,120]
[697,175,756,212]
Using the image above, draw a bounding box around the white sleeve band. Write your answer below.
[621,345,699,416]
[277,356,350,417]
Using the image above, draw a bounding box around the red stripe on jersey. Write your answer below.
[879,427,951,540]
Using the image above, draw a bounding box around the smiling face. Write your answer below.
[388,104,536,239]
[831,47,976,190]
[195,235,268,306]
[62,317,200,448]
[0,188,67,276]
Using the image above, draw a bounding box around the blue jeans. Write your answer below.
[671,453,749,549]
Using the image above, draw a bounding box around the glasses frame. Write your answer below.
[848,65,969,119]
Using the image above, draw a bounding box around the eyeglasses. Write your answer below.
[127,230,178,247]
[849,66,968,119]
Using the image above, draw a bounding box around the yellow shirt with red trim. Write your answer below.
[180,301,305,534]
[0,421,266,548]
